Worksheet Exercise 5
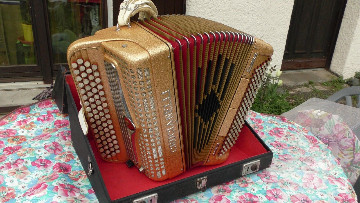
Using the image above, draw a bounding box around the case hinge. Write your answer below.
[242,159,260,176]
[196,176,207,192]
[133,193,158,203]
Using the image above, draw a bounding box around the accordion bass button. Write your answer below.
[71,63,78,69]
[84,61,91,68]
[77,58,83,64]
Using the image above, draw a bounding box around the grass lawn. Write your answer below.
[285,78,348,108]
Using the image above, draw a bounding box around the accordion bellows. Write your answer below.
[67,14,273,181]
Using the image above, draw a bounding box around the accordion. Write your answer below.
[67,0,273,181]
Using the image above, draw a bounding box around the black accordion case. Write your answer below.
[62,0,274,202]
[65,76,273,202]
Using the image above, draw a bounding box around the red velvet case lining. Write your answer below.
[66,64,269,201]
[93,124,268,200]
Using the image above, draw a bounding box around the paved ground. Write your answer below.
[0,82,50,118]
[0,68,337,119]
[280,68,337,86]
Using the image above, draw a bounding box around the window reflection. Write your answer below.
[0,0,36,66]
[47,0,102,63]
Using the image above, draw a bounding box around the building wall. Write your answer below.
[186,0,294,71]
[109,0,360,79]
[109,0,294,71]
[330,0,360,79]
[107,0,114,27]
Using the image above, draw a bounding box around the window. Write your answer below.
[0,0,107,83]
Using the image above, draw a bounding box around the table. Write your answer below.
[0,99,357,202]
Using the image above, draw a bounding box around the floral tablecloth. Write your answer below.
[0,99,357,202]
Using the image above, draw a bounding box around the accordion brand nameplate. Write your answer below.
[65,77,273,202]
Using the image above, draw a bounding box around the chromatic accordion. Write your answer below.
[67,0,273,181]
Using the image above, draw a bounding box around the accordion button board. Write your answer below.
[67,15,273,181]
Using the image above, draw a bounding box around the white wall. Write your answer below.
[107,0,114,27]
[186,0,295,70]
[108,0,294,71]
[330,0,360,79]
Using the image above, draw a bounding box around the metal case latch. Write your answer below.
[133,193,158,203]
[196,176,208,192]
[242,159,260,176]
[87,156,94,176]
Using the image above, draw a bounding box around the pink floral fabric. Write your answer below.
[175,111,357,202]
[291,109,360,185]
[0,100,357,202]
[0,100,97,203]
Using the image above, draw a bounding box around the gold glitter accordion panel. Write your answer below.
[67,15,273,181]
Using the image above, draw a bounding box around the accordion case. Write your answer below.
[66,77,273,202]
[67,0,273,184]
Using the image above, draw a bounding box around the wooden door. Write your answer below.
[112,0,185,26]
[282,0,347,70]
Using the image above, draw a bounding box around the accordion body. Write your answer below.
[67,9,273,181]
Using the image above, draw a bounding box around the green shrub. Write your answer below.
[251,66,292,115]
[355,72,360,79]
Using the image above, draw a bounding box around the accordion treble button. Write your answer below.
[229,141,234,147]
